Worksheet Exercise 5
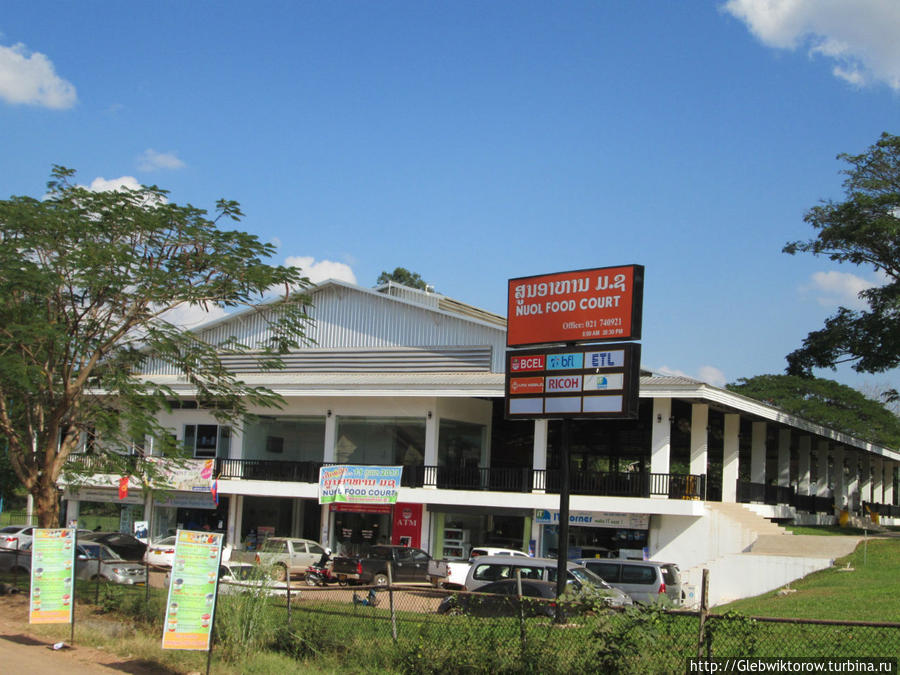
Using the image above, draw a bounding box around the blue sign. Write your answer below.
[546,353,583,370]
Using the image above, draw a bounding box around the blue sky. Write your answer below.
[2,1,899,393]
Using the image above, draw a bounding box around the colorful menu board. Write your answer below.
[29,528,76,624]
[161,530,224,651]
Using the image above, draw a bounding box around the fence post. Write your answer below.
[387,563,397,642]
[95,557,102,604]
[516,569,526,655]
[696,568,710,658]
[286,575,292,623]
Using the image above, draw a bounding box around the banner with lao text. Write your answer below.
[318,465,403,505]
[161,530,224,651]
[29,528,76,624]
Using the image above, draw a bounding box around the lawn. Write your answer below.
[715,537,900,622]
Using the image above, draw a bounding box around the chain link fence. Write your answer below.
[1,569,897,674]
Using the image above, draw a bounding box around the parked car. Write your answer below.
[331,545,448,586]
[254,537,326,581]
[217,561,285,596]
[144,536,178,568]
[81,531,147,561]
[464,555,632,607]
[10,541,146,585]
[574,558,682,605]
[438,579,561,617]
[445,547,531,588]
[0,525,34,550]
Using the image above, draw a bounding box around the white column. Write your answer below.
[833,446,846,510]
[816,441,830,498]
[751,421,767,485]
[846,451,859,514]
[424,409,439,466]
[532,419,548,492]
[323,411,337,463]
[65,499,80,528]
[722,414,740,503]
[872,456,884,504]
[777,428,791,488]
[860,453,872,507]
[650,398,672,482]
[797,436,812,496]
[227,495,241,554]
[689,404,709,476]
[885,461,896,506]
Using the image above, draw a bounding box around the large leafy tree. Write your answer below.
[376,267,431,291]
[0,167,312,526]
[726,374,900,448]
[784,132,900,397]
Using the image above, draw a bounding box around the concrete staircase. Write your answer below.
[749,534,861,559]
[705,501,791,552]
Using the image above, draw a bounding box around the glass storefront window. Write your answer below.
[438,419,484,469]
[335,417,425,466]
[241,416,326,462]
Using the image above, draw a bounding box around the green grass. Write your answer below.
[783,524,882,536]
[716,538,900,622]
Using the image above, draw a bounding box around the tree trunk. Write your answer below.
[34,479,60,528]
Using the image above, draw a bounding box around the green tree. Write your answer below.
[376,267,431,291]
[726,374,900,448]
[0,167,313,527]
[784,132,900,397]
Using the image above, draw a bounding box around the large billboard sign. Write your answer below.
[507,265,644,347]
[505,343,641,420]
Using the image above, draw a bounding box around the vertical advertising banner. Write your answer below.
[161,530,224,651]
[29,528,76,624]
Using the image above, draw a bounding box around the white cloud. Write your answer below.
[285,256,357,285]
[723,0,900,90]
[656,365,727,387]
[803,270,878,310]
[137,149,186,171]
[0,42,76,108]
[88,175,143,192]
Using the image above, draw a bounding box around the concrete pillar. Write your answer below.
[532,419,548,492]
[797,436,812,496]
[816,441,830,498]
[750,421,767,485]
[424,408,439,467]
[722,414,740,503]
[860,453,872,507]
[885,461,896,506]
[323,410,337,463]
[833,446,846,510]
[846,451,859,514]
[689,404,709,476]
[650,398,672,499]
[650,398,672,476]
[872,456,884,504]
[65,499,80,528]
[777,428,791,488]
[227,494,241,554]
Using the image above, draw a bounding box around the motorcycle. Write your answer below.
[305,561,340,586]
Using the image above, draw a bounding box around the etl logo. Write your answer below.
[584,350,624,368]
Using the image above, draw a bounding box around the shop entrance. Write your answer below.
[332,504,391,556]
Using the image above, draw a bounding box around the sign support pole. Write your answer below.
[555,416,571,623]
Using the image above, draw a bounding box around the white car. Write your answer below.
[144,536,177,568]
[444,547,531,588]
[0,525,35,550]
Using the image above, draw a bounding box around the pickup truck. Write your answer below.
[331,545,448,586]
[444,547,531,588]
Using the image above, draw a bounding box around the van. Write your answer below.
[574,558,682,605]
[464,555,632,606]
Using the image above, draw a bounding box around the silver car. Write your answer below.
[575,558,682,605]
[14,541,147,585]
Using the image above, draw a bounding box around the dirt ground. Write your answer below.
[0,591,177,674]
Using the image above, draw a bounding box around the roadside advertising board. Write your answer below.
[507,265,644,347]
[318,465,403,505]
[29,528,76,624]
[161,530,224,651]
[505,342,641,420]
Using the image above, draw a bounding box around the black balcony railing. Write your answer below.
[864,501,900,518]
[793,493,835,514]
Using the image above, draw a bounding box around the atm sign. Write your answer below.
[510,355,545,372]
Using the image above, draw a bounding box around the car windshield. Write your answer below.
[569,566,612,589]
[80,544,122,561]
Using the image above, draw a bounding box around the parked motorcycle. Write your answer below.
[305,561,339,586]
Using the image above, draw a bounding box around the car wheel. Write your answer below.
[271,564,288,582]
[373,573,389,587]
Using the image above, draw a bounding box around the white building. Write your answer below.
[64,279,900,605]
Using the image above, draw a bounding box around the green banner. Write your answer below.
[29,528,76,624]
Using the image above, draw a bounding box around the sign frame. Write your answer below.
[505,342,641,420]
[507,264,644,348]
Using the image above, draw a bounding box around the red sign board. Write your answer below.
[507,265,644,347]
